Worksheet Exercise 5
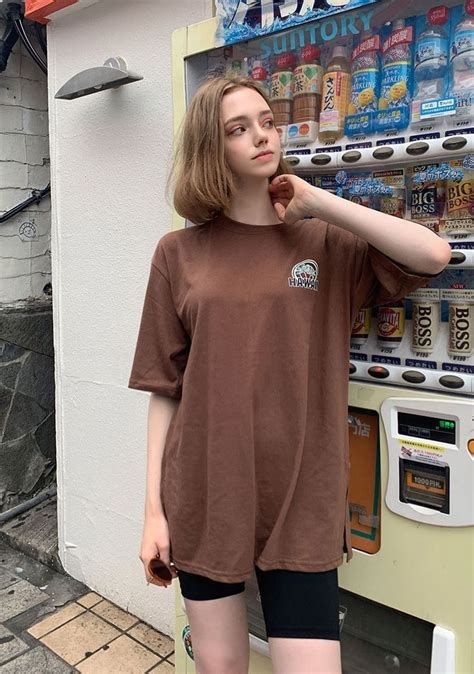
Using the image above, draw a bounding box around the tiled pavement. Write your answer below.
[0,540,175,672]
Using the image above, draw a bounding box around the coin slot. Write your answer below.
[311,154,332,166]
[406,141,430,156]
[342,150,362,163]
[442,136,467,152]
[449,251,466,265]
[372,146,394,160]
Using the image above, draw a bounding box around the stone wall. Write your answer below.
[1,16,53,514]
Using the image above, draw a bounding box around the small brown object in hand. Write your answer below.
[147,554,178,587]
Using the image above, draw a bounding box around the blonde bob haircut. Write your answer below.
[167,74,294,224]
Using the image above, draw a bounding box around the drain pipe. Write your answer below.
[0,485,57,524]
[0,11,19,73]
[7,3,47,74]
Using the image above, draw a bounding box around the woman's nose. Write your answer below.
[254,124,268,142]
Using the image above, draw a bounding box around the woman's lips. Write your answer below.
[253,151,274,160]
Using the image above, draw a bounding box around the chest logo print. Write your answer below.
[288,259,319,292]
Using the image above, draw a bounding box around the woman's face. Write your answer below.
[222,86,281,182]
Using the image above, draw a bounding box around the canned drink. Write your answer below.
[411,301,440,354]
[448,303,473,358]
[351,308,372,345]
[377,302,405,348]
[379,188,406,219]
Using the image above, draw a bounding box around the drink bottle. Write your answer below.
[251,60,269,97]
[348,31,381,115]
[414,10,449,101]
[319,45,351,143]
[270,52,296,126]
[449,7,474,120]
[379,18,413,122]
[292,45,323,124]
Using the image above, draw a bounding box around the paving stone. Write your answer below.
[0,567,21,590]
[76,592,102,609]
[4,600,57,637]
[0,625,28,665]
[0,644,74,673]
[0,579,49,621]
[127,622,174,658]
[90,599,140,631]
[27,601,85,638]
[75,634,160,673]
[149,660,175,673]
[1,544,88,608]
[39,611,120,665]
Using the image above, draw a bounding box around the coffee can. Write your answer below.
[377,302,405,348]
[448,303,473,358]
[411,301,440,354]
[351,308,372,345]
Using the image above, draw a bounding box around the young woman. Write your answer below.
[129,75,451,674]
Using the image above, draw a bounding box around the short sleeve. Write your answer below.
[128,247,190,399]
[352,238,445,311]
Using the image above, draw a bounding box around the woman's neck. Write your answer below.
[224,178,281,226]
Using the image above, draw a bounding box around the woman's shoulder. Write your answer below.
[159,222,210,246]
[152,222,210,270]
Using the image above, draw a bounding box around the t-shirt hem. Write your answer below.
[173,553,346,583]
[256,554,344,573]
[172,558,253,583]
[128,380,181,399]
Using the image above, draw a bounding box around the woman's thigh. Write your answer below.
[178,569,249,674]
[254,565,342,674]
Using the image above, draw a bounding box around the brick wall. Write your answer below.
[0,19,50,303]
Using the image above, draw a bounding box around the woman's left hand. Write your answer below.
[268,174,316,224]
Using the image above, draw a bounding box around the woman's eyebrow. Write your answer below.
[224,109,273,126]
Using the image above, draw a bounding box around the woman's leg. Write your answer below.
[255,565,342,674]
[178,569,249,674]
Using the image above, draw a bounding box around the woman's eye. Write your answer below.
[264,119,274,127]
[230,126,245,135]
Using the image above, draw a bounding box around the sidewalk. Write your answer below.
[0,539,175,672]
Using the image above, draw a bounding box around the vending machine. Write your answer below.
[172,1,473,672]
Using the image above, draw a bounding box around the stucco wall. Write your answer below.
[47,0,212,636]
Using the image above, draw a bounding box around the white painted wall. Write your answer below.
[47,0,212,636]
[0,18,50,303]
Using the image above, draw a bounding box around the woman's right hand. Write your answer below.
[139,513,178,584]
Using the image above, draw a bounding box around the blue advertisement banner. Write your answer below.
[215,0,384,46]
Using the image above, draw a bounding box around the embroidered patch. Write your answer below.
[288,259,319,291]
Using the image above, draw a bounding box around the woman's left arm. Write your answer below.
[270,174,452,276]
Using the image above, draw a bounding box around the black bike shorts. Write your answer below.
[178,564,340,640]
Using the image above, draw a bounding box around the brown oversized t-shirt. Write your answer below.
[128,212,438,583]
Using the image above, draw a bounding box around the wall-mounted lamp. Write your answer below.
[55,56,143,100]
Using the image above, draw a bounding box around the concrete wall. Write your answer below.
[0,18,50,303]
[46,0,212,636]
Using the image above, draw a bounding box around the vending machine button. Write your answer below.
[341,150,361,163]
[349,363,356,374]
[368,366,389,379]
[449,251,466,264]
[285,155,300,166]
[402,370,426,384]
[311,154,332,166]
[439,375,464,389]
[467,439,474,456]
[442,136,468,152]
[372,146,394,160]
[406,141,429,156]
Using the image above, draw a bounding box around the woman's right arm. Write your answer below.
[140,393,179,582]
